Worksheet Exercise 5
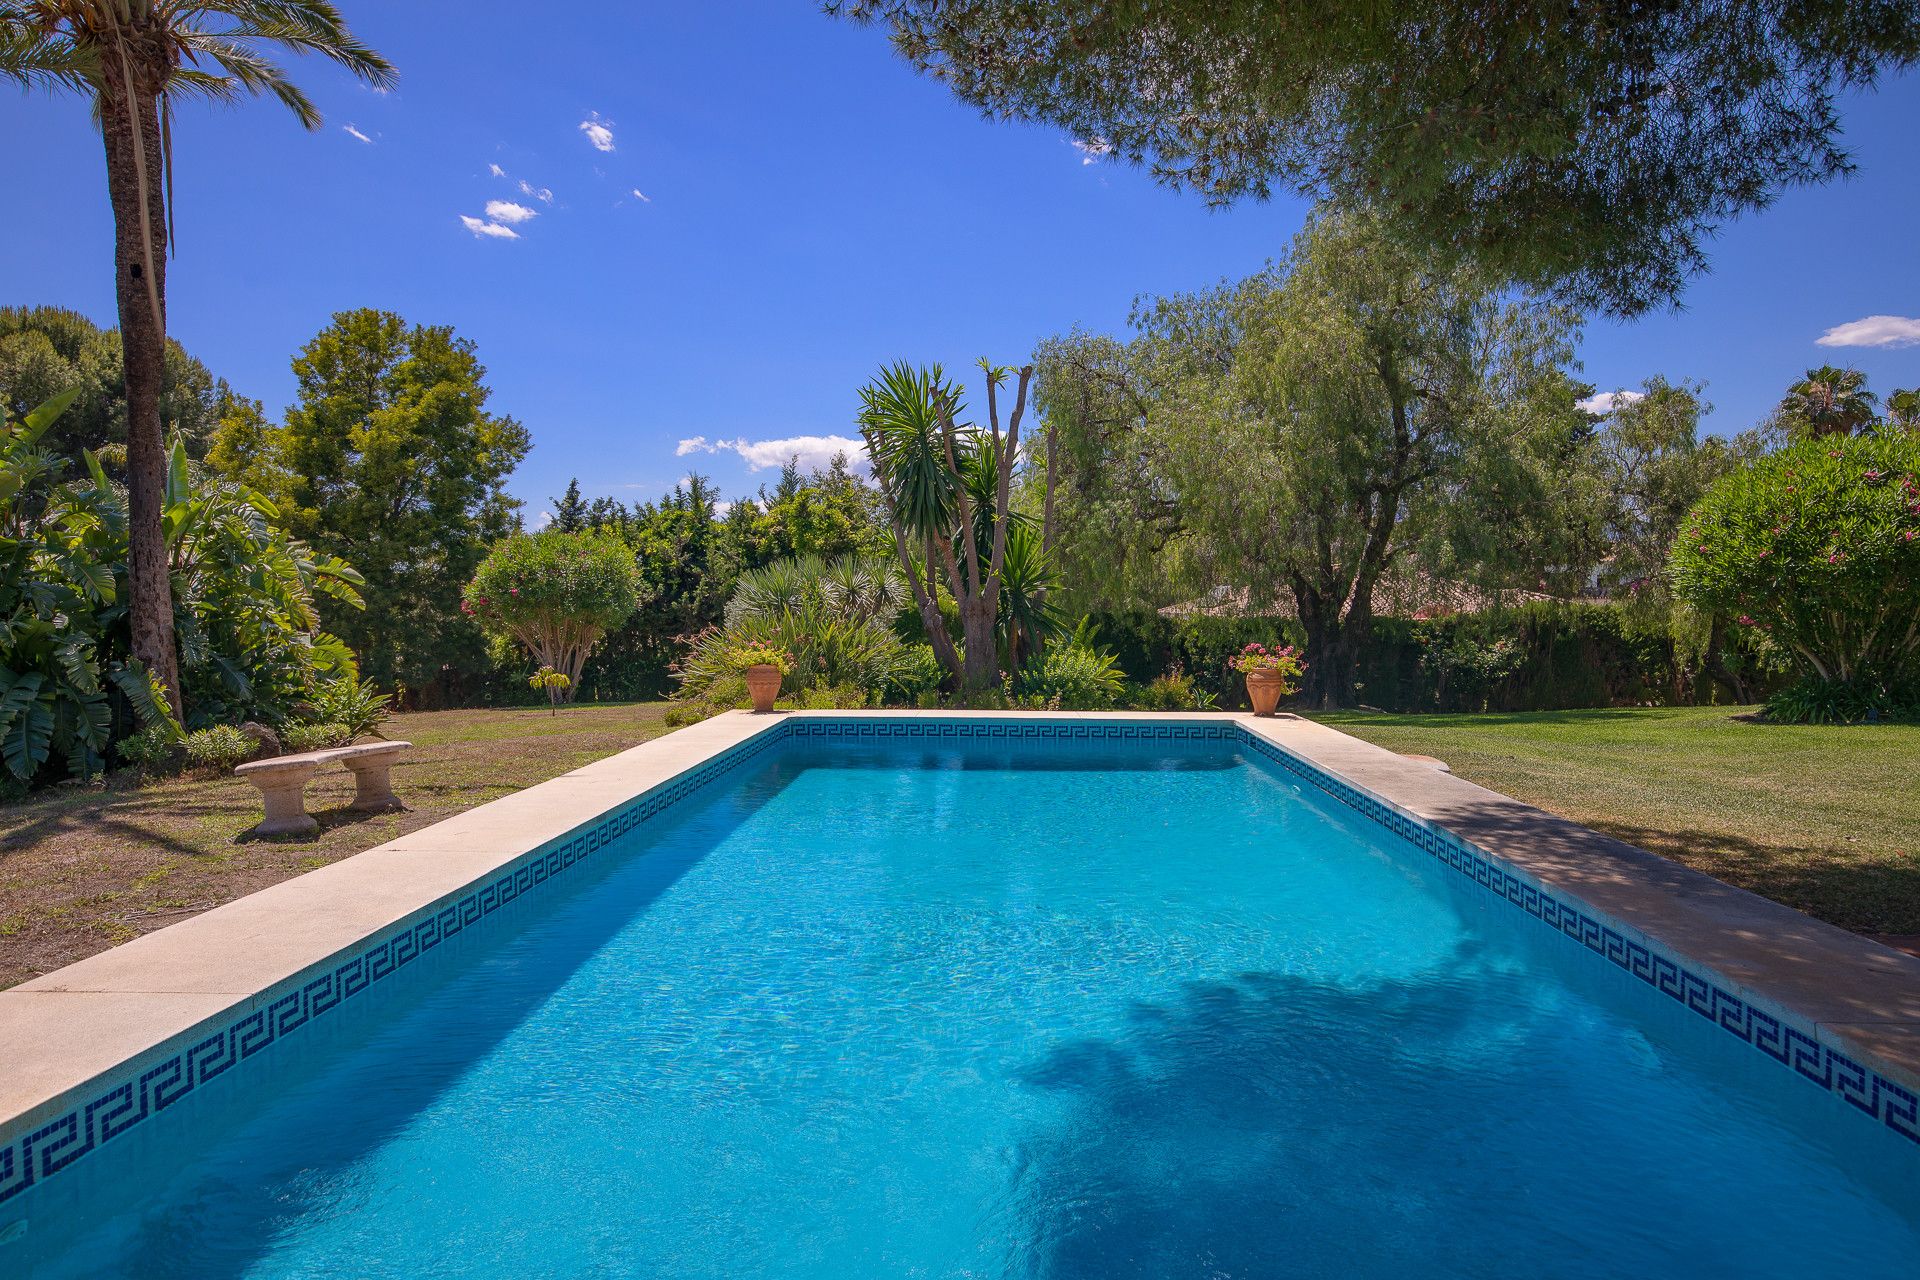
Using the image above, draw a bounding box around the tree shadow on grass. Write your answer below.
[1589,819,1920,937]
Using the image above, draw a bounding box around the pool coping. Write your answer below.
[3,708,1917,1204]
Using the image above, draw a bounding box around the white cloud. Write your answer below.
[518,179,554,204]
[677,434,869,474]
[532,510,554,530]
[1816,315,1920,349]
[488,162,506,178]
[460,214,519,240]
[485,199,539,224]
[1072,137,1112,165]
[343,123,373,145]
[631,188,652,203]
[1577,389,1646,415]
[579,111,616,153]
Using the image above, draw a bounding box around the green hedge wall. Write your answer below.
[1081,602,1780,712]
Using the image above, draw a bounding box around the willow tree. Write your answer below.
[1036,209,1588,708]
[1,2,395,713]
[858,360,1033,690]
[830,0,1920,316]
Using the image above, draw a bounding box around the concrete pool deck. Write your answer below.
[4,709,1918,1174]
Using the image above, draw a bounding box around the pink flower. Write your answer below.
[509,588,519,596]
[1828,552,1843,563]
[1738,614,1755,626]
[1757,549,1770,558]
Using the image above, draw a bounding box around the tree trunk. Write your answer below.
[1703,614,1748,705]
[959,596,999,691]
[100,66,182,719]
[1292,580,1360,710]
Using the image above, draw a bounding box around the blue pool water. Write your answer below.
[16,734,1920,1277]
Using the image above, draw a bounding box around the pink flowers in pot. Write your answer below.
[1228,643,1305,679]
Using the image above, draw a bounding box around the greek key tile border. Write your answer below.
[1233,729,1920,1149]
[785,718,1238,742]
[0,723,789,1208]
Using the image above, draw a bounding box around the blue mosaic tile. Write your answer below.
[785,717,1237,742]
[1233,727,1920,1149]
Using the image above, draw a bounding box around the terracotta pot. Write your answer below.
[745,663,783,713]
[1244,667,1285,716]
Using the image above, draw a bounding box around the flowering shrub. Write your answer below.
[464,531,644,704]
[1228,643,1306,686]
[1670,430,1920,720]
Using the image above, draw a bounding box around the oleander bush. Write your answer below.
[465,530,646,704]
[1671,430,1920,721]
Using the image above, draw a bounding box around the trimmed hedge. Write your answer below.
[1082,602,1781,712]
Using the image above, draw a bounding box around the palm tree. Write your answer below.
[1887,387,1920,431]
[1784,365,1879,438]
[1,2,394,716]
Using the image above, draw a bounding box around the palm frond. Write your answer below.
[0,22,94,93]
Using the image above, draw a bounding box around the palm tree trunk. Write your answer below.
[960,596,998,690]
[100,63,182,719]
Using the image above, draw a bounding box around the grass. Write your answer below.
[0,703,673,988]
[1312,706,1920,938]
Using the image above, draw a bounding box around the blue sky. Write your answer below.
[8,3,1919,522]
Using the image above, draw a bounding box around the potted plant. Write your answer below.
[1228,643,1305,716]
[732,642,795,713]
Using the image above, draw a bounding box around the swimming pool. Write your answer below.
[5,717,1917,1276]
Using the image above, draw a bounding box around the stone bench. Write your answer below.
[234,741,412,837]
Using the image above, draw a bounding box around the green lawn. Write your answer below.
[1312,706,1920,938]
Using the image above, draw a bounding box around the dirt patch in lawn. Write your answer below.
[0,703,673,988]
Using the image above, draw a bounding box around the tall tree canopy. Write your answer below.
[0,305,225,462]
[830,0,1920,315]
[268,309,529,695]
[1034,210,1589,707]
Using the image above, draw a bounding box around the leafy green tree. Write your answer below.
[1777,365,1881,439]
[464,531,645,702]
[1034,209,1587,707]
[1588,377,1754,600]
[2,2,395,719]
[0,306,225,463]
[270,309,530,696]
[830,1,1920,315]
[1670,431,1920,715]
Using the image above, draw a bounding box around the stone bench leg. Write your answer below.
[244,763,321,837]
[345,755,405,812]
